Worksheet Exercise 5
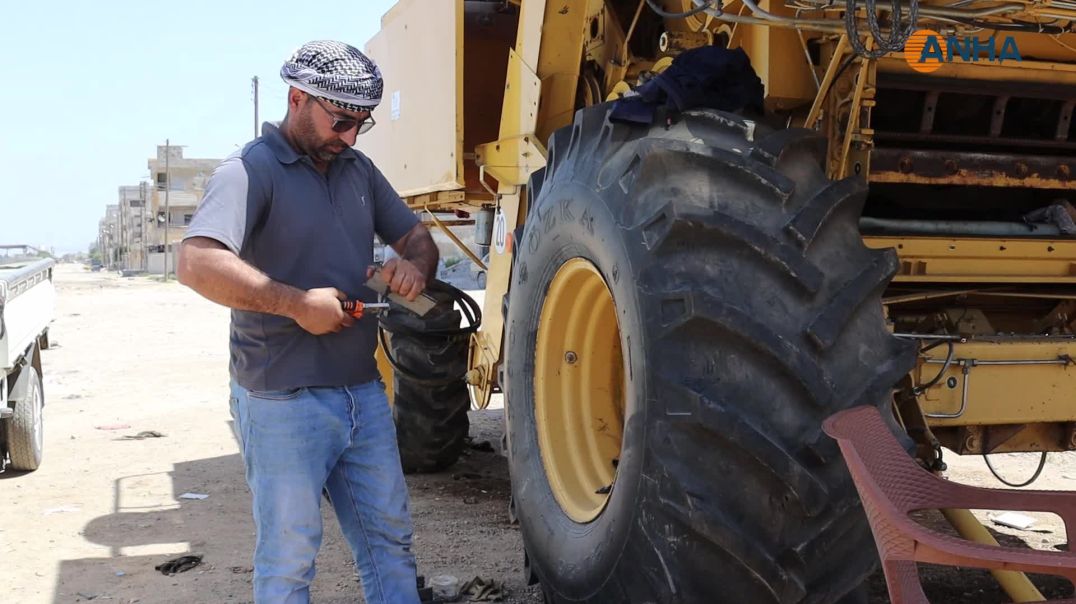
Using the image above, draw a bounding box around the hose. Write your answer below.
[845,0,919,58]
[983,451,1048,488]
[914,340,955,395]
[377,280,482,387]
[645,0,721,19]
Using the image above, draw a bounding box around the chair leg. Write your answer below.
[882,560,930,604]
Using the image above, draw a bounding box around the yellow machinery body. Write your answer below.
[363,0,1076,454]
[360,1,1076,600]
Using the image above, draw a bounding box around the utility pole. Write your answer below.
[164,138,171,280]
[140,181,147,272]
[252,76,260,137]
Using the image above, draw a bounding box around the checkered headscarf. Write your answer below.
[280,40,383,111]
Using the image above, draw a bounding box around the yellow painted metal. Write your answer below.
[652,56,674,73]
[936,422,1073,455]
[839,49,873,179]
[534,0,590,145]
[865,237,1076,283]
[941,509,1045,603]
[475,132,546,187]
[360,0,464,198]
[469,0,554,408]
[877,55,1076,83]
[403,190,470,213]
[423,200,487,271]
[375,338,394,406]
[533,258,625,523]
[606,80,632,101]
[604,0,647,91]
[916,340,1076,426]
[804,35,849,129]
[731,0,818,111]
[475,49,546,186]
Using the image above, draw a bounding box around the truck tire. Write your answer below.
[503,105,916,603]
[382,284,473,474]
[6,365,44,471]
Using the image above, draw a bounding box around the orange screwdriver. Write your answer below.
[340,300,390,319]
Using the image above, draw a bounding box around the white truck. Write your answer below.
[0,257,55,471]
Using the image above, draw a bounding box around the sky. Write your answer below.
[0,0,398,254]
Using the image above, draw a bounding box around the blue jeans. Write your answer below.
[229,380,420,604]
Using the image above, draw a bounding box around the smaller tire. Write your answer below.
[381,282,475,473]
[6,365,44,471]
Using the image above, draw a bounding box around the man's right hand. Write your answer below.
[293,287,355,335]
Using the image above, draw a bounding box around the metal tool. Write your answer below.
[365,266,436,317]
[341,300,390,319]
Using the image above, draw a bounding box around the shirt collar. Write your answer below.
[261,121,359,165]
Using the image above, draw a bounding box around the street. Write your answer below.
[3,264,1074,603]
[2,265,539,604]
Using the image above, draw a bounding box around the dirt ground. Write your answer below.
[2,265,1074,603]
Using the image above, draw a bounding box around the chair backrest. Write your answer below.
[823,405,940,516]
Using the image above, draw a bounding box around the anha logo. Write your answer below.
[904,29,1022,74]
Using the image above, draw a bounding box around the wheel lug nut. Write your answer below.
[565,351,578,364]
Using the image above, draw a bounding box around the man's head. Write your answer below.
[279,40,382,163]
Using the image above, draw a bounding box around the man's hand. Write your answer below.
[292,287,355,335]
[375,258,426,301]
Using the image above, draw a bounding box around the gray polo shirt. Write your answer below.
[185,122,418,392]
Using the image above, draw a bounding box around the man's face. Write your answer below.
[292,93,372,163]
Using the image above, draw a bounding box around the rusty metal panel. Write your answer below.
[870,148,1074,188]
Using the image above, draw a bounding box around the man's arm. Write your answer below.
[380,222,439,301]
[178,237,354,335]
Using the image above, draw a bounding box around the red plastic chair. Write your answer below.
[823,405,1076,603]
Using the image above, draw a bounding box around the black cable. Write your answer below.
[377,280,482,387]
[830,53,859,85]
[845,0,919,58]
[645,0,718,19]
[913,340,954,394]
[983,451,1048,488]
[949,17,1068,34]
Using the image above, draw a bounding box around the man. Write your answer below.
[177,40,437,604]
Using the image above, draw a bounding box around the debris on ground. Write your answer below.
[178,492,209,500]
[120,430,166,440]
[94,424,131,431]
[991,512,1037,530]
[459,576,506,602]
[154,554,203,576]
[430,574,461,600]
[468,440,495,453]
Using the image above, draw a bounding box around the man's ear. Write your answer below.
[287,87,306,111]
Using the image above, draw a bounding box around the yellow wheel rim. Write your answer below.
[534,258,626,523]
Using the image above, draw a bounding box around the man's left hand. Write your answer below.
[374,258,427,301]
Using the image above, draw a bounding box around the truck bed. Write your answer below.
[1,259,55,371]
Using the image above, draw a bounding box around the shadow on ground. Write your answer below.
[54,410,541,604]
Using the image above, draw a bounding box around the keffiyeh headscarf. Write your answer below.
[280,40,383,112]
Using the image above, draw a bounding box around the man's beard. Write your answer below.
[295,110,346,162]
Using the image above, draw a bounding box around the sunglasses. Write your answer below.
[311,95,376,134]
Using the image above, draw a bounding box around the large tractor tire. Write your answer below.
[381,282,476,474]
[503,105,916,603]
[5,364,44,471]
